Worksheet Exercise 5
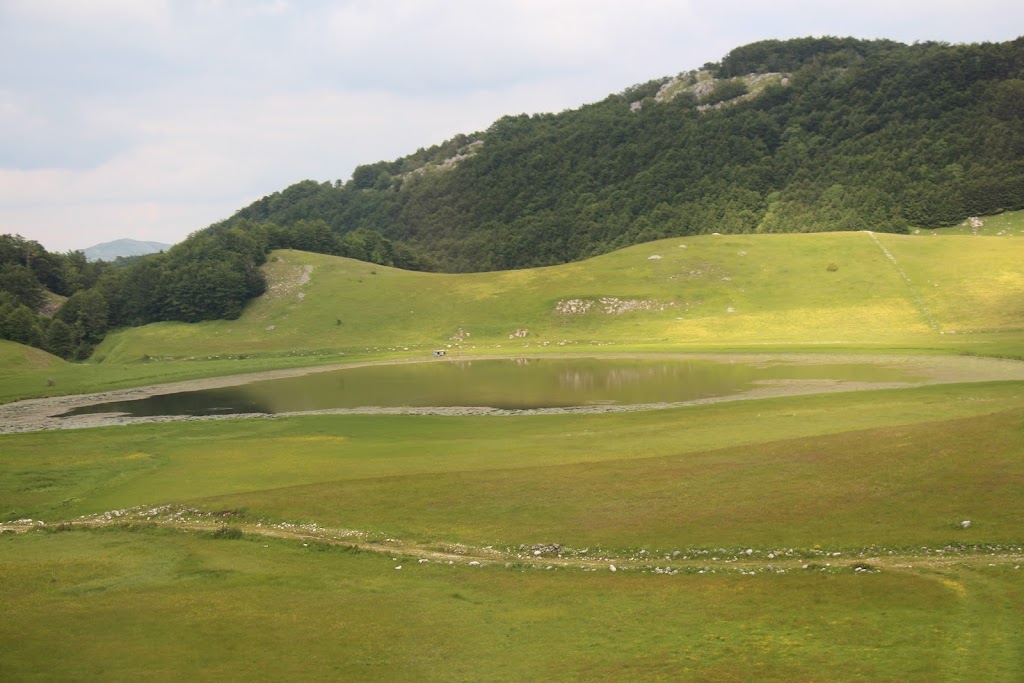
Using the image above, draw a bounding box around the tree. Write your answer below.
[57,288,109,343]
[43,318,77,358]
[0,263,45,310]
[162,260,249,322]
[705,79,749,106]
[289,219,338,253]
[0,304,43,346]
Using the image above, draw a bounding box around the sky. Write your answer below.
[2,1,1022,253]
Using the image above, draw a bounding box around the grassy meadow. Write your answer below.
[3,224,1024,680]
[4,220,1024,403]
[93,230,1020,362]
[9,527,1020,682]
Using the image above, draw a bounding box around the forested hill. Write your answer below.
[4,36,1024,360]
[220,36,1024,272]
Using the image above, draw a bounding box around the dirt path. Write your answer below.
[3,352,1024,434]
[865,231,940,330]
[3,509,1021,576]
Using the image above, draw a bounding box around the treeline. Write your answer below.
[0,229,263,359]
[0,234,110,358]
[222,36,1024,271]
[0,220,425,359]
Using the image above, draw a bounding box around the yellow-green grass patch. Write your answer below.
[5,381,1023,551]
[877,233,1024,334]
[2,528,1019,682]
[91,232,982,364]
[197,407,1024,550]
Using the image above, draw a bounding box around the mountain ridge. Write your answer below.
[81,238,172,262]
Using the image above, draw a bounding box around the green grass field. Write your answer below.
[3,384,1024,680]
[94,230,1021,362]
[3,225,1024,680]
[8,527,1019,682]
[3,382,1024,546]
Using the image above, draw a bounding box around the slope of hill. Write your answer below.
[92,230,1024,365]
[0,339,63,376]
[218,36,1024,271]
[81,239,172,262]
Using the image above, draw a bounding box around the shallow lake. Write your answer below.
[61,357,922,418]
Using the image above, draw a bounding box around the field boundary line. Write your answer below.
[5,513,1023,576]
[864,231,939,331]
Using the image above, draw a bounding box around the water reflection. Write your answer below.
[61,358,917,418]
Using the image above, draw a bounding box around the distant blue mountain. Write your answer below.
[81,238,172,262]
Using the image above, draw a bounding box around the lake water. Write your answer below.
[60,357,920,418]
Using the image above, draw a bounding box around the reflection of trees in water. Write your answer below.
[61,387,273,418]
[557,363,724,390]
[64,359,906,419]
[558,369,598,390]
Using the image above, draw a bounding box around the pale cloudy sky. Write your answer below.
[2,1,1022,252]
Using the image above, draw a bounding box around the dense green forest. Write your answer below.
[0,234,109,359]
[3,36,1023,357]
[226,36,1024,271]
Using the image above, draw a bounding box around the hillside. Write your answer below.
[92,229,1024,365]
[220,36,1024,271]
[5,36,1024,362]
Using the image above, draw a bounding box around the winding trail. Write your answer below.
[3,507,1022,577]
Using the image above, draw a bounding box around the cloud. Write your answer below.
[1,1,1021,251]
[700,0,1024,45]
[0,82,580,250]
[314,1,701,92]
[1,200,237,251]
